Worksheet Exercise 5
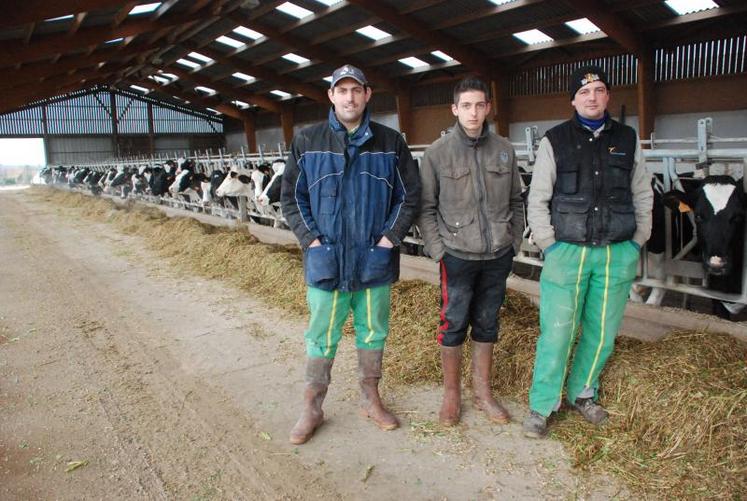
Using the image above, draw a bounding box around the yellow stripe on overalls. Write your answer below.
[364,288,375,344]
[324,290,339,357]
[586,245,612,387]
[558,245,587,402]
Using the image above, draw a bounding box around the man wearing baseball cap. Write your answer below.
[523,65,652,438]
[281,64,420,444]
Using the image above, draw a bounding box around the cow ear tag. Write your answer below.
[678,201,692,213]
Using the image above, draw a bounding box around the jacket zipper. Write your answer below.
[473,143,492,253]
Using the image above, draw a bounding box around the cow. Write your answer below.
[169,162,209,205]
[257,160,286,227]
[656,175,746,319]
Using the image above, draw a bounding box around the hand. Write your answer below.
[308,239,321,248]
[376,236,394,248]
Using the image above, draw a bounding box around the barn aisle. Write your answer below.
[0,188,622,500]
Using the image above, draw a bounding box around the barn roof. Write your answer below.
[2,0,745,118]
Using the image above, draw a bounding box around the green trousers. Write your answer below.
[304,285,391,359]
[528,241,640,417]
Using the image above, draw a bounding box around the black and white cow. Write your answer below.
[257,159,286,227]
[659,175,746,318]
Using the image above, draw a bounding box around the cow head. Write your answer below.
[663,175,745,276]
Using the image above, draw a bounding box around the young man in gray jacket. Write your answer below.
[418,77,524,427]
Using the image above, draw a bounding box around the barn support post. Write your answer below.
[280,104,294,149]
[41,104,51,165]
[396,87,413,142]
[110,91,120,157]
[243,113,257,153]
[147,101,155,155]
[490,78,510,137]
[637,49,656,143]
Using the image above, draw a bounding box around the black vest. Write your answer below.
[545,116,638,246]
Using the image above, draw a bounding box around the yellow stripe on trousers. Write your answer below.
[586,245,611,387]
[364,288,375,344]
[324,290,339,357]
[557,246,588,403]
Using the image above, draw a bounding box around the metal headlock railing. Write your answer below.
[44,117,747,306]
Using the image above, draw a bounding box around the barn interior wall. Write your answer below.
[241,75,746,151]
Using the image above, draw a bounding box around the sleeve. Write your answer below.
[280,134,322,249]
[630,139,654,247]
[382,134,421,246]
[526,137,558,251]
[508,148,525,255]
[416,146,445,261]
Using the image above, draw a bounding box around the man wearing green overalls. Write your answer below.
[524,65,653,438]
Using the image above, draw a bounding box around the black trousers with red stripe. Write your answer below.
[438,250,514,347]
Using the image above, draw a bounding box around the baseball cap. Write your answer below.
[330,64,367,88]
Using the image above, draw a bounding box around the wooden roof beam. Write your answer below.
[1,0,125,30]
[68,12,88,36]
[0,6,216,67]
[165,66,282,113]
[563,0,645,54]
[113,2,139,28]
[126,77,248,120]
[228,14,400,90]
[183,43,328,103]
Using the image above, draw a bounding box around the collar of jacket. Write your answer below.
[572,111,612,134]
[453,120,489,147]
[328,107,373,147]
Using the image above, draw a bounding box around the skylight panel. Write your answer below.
[323,76,333,83]
[513,29,554,45]
[158,72,178,80]
[664,0,718,15]
[356,25,391,41]
[176,58,201,69]
[233,26,263,40]
[232,72,256,82]
[129,2,162,15]
[195,86,217,96]
[431,50,453,62]
[270,90,293,98]
[565,18,601,35]
[129,85,150,93]
[149,75,170,85]
[45,15,74,22]
[488,0,514,5]
[105,37,124,44]
[188,52,213,63]
[282,53,310,64]
[232,100,250,109]
[276,2,313,19]
[398,57,429,68]
[314,0,342,5]
[215,35,245,48]
[206,108,220,114]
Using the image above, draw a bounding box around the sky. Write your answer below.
[0,138,46,167]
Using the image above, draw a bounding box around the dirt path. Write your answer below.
[0,188,623,500]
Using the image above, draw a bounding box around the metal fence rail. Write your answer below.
[45,118,747,306]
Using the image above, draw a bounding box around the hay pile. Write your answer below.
[36,189,746,499]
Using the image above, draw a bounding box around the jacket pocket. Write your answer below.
[607,154,633,189]
[304,245,338,284]
[359,245,392,283]
[556,162,580,195]
[439,166,472,209]
[439,211,480,252]
[551,199,589,242]
[606,204,636,242]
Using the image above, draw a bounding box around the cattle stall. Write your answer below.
[42,117,747,310]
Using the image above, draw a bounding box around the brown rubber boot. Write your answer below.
[471,341,511,424]
[357,349,399,431]
[439,345,462,426]
[289,357,333,445]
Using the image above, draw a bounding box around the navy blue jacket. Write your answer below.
[280,108,421,292]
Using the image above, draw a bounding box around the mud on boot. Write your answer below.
[573,397,608,425]
[289,357,333,444]
[523,410,548,439]
[357,349,399,431]
[471,341,510,425]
